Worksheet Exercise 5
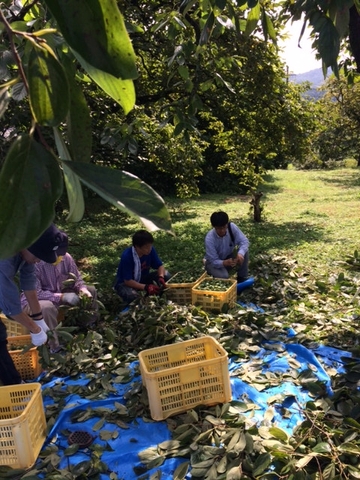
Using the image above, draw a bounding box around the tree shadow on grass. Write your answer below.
[247,220,326,255]
[316,170,360,188]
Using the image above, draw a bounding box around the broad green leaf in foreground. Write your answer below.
[0,87,10,119]
[65,69,92,164]
[62,161,172,232]
[27,46,69,126]
[53,128,85,222]
[74,52,135,115]
[0,134,63,259]
[43,0,138,80]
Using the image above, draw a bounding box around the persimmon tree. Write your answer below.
[1,0,359,244]
[0,0,171,258]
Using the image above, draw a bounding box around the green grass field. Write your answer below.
[58,167,360,296]
[33,167,360,479]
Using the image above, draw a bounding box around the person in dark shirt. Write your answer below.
[114,230,170,303]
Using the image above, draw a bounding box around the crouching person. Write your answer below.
[0,224,68,384]
[21,252,100,329]
[114,230,170,304]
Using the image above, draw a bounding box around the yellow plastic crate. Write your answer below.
[8,335,42,381]
[139,336,232,421]
[1,314,29,336]
[165,272,206,305]
[191,277,237,312]
[0,383,46,469]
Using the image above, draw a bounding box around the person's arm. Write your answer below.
[124,278,147,291]
[14,290,48,345]
[233,224,249,257]
[157,265,166,278]
[10,311,42,333]
[231,224,249,266]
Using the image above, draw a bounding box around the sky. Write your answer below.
[278,21,322,74]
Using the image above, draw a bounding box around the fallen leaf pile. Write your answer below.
[2,252,360,479]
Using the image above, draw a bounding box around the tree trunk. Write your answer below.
[250,192,263,222]
[349,6,360,73]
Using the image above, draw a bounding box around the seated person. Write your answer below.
[204,211,250,282]
[114,230,170,303]
[20,252,99,329]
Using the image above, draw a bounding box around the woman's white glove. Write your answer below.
[34,318,49,333]
[62,292,80,306]
[30,328,48,346]
[80,288,92,298]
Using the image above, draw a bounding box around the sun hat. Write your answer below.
[28,224,68,263]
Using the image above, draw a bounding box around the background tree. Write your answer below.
[2,0,358,249]
[311,75,360,166]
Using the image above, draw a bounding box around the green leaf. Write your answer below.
[65,70,92,164]
[74,52,135,115]
[337,442,360,454]
[244,3,260,37]
[262,11,276,42]
[200,11,215,45]
[53,128,85,222]
[312,442,331,454]
[321,462,336,480]
[173,461,189,479]
[0,87,10,118]
[61,161,173,232]
[27,46,69,126]
[252,452,272,476]
[43,0,137,80]
[316,18,340,69]
[64,443,79,456]
[92,417,105,431]
[0,134,63,259]
[226,466,242,480]
[71,460,92,475]
[269,426,289,442]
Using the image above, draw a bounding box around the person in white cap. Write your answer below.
[0,223,68,385]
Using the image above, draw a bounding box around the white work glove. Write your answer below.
[62,292,80,306]
[30,328,48,346]
[80,288,92,298]
[34,318,49,333]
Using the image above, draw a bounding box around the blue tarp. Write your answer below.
[36,329,355,480]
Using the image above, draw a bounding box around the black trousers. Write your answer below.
[0,319,22,385]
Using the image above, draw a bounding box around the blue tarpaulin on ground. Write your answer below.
[36,329,356,480]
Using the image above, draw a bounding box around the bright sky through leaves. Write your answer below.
[279,21,322,74]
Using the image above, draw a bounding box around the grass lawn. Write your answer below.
[21,166,360,480]
[56,167,360,319]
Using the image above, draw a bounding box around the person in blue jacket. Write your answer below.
[114,230,170,303]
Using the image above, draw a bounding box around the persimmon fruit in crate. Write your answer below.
[191,277,237,312]
[8,335,42,381]
[139,336,232,420]
[165,271,206,305]
[0,383,46,469]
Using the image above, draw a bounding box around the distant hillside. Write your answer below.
[288,68,325,99]
[292,68,325,87]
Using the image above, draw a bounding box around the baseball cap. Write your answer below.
[28,224,68,264]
